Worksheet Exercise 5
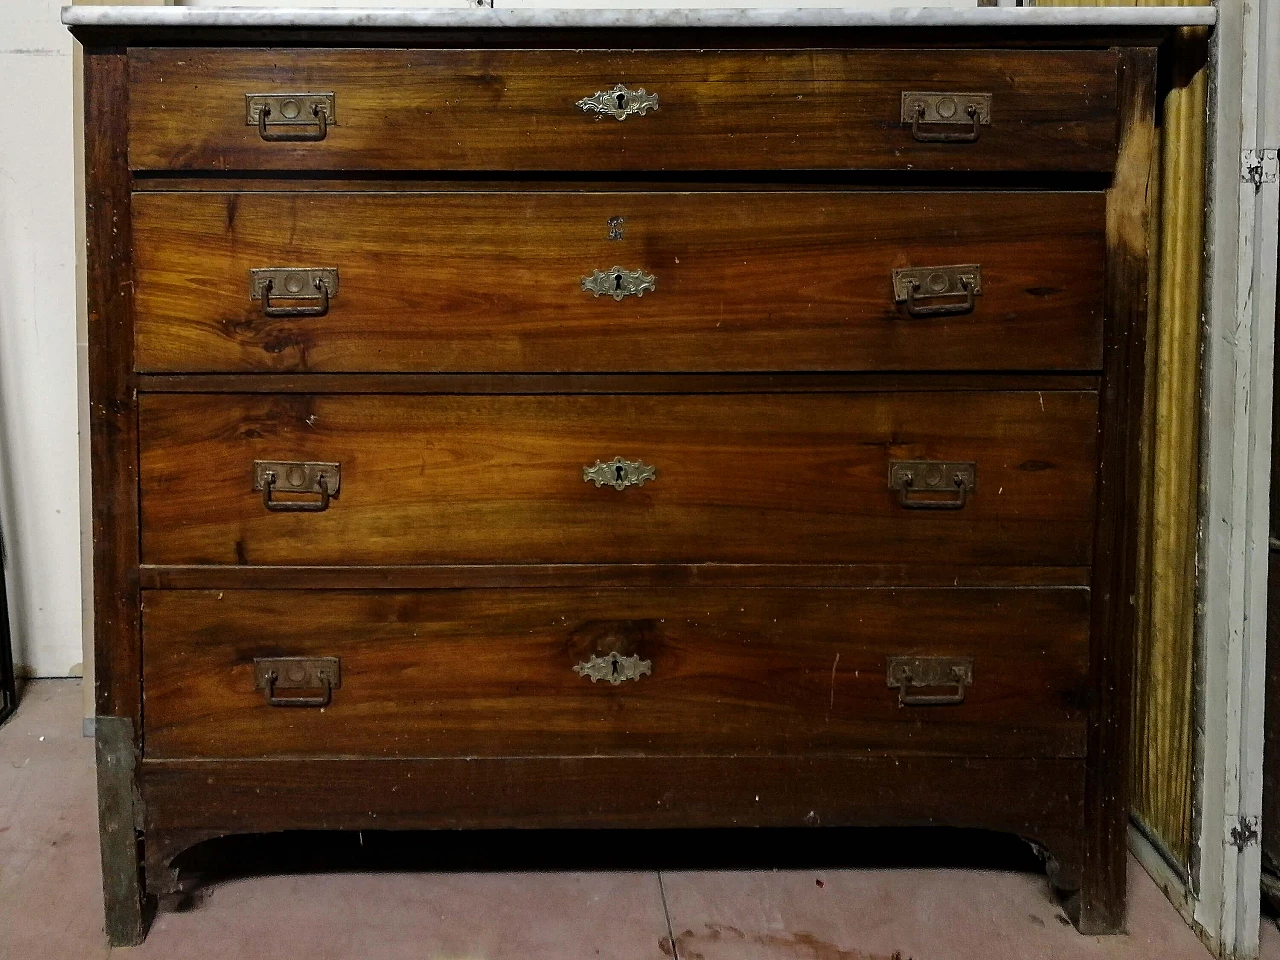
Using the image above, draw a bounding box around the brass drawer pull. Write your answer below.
[583,457,656,491]
[574,651,652,685]
[577,83,659,120]
[250,268,338,319]
[888,460,976,510]
[246,93,335,142]
[887,656,973,707]
[901,92,991,143]
[253,460,341,513]
[892,265,982,318]
[254,656,341,708]
[581,267,656,301]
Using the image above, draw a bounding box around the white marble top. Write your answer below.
[62,5,1217,30]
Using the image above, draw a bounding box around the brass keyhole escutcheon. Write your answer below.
[576,83,659,120]
[574,650,653,685]
[581,267,656,301]
[583,457,657,491]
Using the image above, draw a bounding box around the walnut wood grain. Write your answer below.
[74,29,1167,942]
[132,190,1106,374]
[141,587,1089,760]
[137,563,1093,591]
[138,391,1099,567]
[127,48,1120,173]
[135,373,1103,395]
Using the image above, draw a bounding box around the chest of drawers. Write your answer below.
[70,12,1171,946]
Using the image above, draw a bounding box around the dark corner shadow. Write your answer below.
[167,826,1048,902]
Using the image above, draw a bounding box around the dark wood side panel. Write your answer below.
[1072,45,1159,935]
[141,587,1090,760]
[131,191,1106,374]
[127,48,1120,172]
[86,51,141,725]
[84,48,147,948]
[138,391,1100,567]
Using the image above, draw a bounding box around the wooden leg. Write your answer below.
[1063,861,1125,935]
[1036,830,1112,933]
[96,717,150,947]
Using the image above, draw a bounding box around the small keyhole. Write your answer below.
[611,658,621,679]
[615,464,625,483]
[616,92,628,110]
[614,273,623,291]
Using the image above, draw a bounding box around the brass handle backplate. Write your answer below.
[246,93,336,142]
[250,268,339,318]
[253,460,341,513]
[577,83,659,120]
[901,92,991,143]
[886,656,973,706]
[582,267,656,301]
[583,457,656,491]
[254,656,341,707]
[888,460,976,510]
[892,265,982,318]
[574,651,653,685]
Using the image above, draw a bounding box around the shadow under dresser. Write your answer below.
[63,6,1204,946]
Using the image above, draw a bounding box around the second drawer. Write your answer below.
[141,587,1091,760]
[132,190,1106,373]
[138,391,1099,568]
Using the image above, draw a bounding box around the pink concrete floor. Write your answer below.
[0,680,1224,960]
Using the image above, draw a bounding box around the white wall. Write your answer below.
[0,0,83,678]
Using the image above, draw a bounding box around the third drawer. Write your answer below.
[138,390,1099,568]
[132,190,1105,373]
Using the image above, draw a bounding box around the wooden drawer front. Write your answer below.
[141,588,1090,760]
[138,391,1098,567]
[128,49,1119,172]
[133,191,1105,374]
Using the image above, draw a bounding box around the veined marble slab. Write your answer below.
[61,5,1217,30]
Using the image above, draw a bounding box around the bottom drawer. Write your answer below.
[141,588,1090,760]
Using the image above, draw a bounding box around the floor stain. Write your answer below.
[673,923,912,960]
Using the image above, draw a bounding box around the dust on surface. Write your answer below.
[663,924,913,960]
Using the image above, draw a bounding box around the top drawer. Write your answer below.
[127,48,1121,173]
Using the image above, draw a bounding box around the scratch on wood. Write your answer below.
[829,651,840,711]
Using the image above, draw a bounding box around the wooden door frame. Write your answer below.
[1162,0,1280,956]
